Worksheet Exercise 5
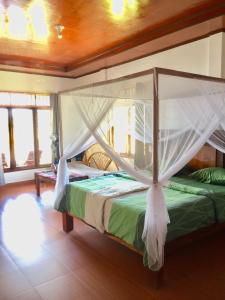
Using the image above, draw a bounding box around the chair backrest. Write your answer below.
[82,143,104,165]
[87,151,118,171]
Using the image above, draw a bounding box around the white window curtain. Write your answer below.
[0,157,5,185]
[50,94,60,164]
[55,69,225,271]
[0,142,5,185]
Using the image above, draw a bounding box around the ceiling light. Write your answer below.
[109,0,139,21]
[0,1,49,42]
[55,24,64,39]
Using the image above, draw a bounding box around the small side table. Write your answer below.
[35,171,88,196]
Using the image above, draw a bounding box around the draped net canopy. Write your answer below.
[55,68,225,271]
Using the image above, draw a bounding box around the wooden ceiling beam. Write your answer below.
[0,54,65,72]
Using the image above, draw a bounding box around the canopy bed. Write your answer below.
[54,67,225,287]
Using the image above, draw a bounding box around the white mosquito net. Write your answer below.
[55,68,225,271]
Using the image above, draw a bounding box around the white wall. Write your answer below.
[0,71,76,94]
[207,33,223,77]
[108,38,209,80]
[4,168,48,184]
[60,33,224,150]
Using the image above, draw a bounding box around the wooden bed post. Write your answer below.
[154,268,165,289]
[62,212,74,232]
[152,67,159,185]
[152,68,165,288]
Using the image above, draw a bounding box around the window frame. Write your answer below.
[1,101,52,173]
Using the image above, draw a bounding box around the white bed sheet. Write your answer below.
[68,161,108,178]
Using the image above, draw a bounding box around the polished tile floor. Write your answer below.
[0,182,225,300]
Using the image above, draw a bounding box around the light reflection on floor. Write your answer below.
[40,190,55,208]
[1,193,48,263]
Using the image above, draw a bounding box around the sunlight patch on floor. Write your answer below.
[1,193,45,263]
[40,190,55,208]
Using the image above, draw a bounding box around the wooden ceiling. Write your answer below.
[0,0,225,78]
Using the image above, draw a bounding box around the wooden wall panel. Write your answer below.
[188,144,217,169]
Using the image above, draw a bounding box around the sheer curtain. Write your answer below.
[54,93,115,209]
[209,127,225,153]
[0,156,5,185]
[55,69,225,270]
[142,74,225,270]
[50,94,60,163]
[205,83,225,153]
[74,74,154,185]
[0,139,5,185]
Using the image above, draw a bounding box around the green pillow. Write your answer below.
[189,167,225,185]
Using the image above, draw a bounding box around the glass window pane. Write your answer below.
[13,109,34,167]
[0,93,50,107]
[0,93,11,106]
[11,93,35,106]
[36,95,50,107]
[0,109,10,169]
[37,110,52,164]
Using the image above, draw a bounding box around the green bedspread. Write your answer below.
[59,174,148,232]
[169,177,225,223]
[59,175,136,216]
[107,185,215,251]
[59,174,225,256]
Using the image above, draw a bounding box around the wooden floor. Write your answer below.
[0,181,225,300]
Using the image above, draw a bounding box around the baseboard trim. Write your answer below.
[3,180,35,187]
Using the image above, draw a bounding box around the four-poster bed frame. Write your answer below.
[58,67,225,288]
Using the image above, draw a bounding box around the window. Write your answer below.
[109,104,135,158]
[0,92,52,171]
[13,109,35,167]
[37,110,52,165]
[0,109,10,169]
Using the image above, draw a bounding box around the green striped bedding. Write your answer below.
[58,174,225,254]
[59,175,148,232]
[169,177,225,223]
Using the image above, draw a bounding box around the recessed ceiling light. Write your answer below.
[55,24,64,39]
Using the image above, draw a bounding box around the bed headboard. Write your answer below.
[82,143,119,171]
[81,143,222,172]
[188,144,221,170]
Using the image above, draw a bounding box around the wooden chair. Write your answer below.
[82,143,105,165]
[24,150,42,166]
[1,153,8,168]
